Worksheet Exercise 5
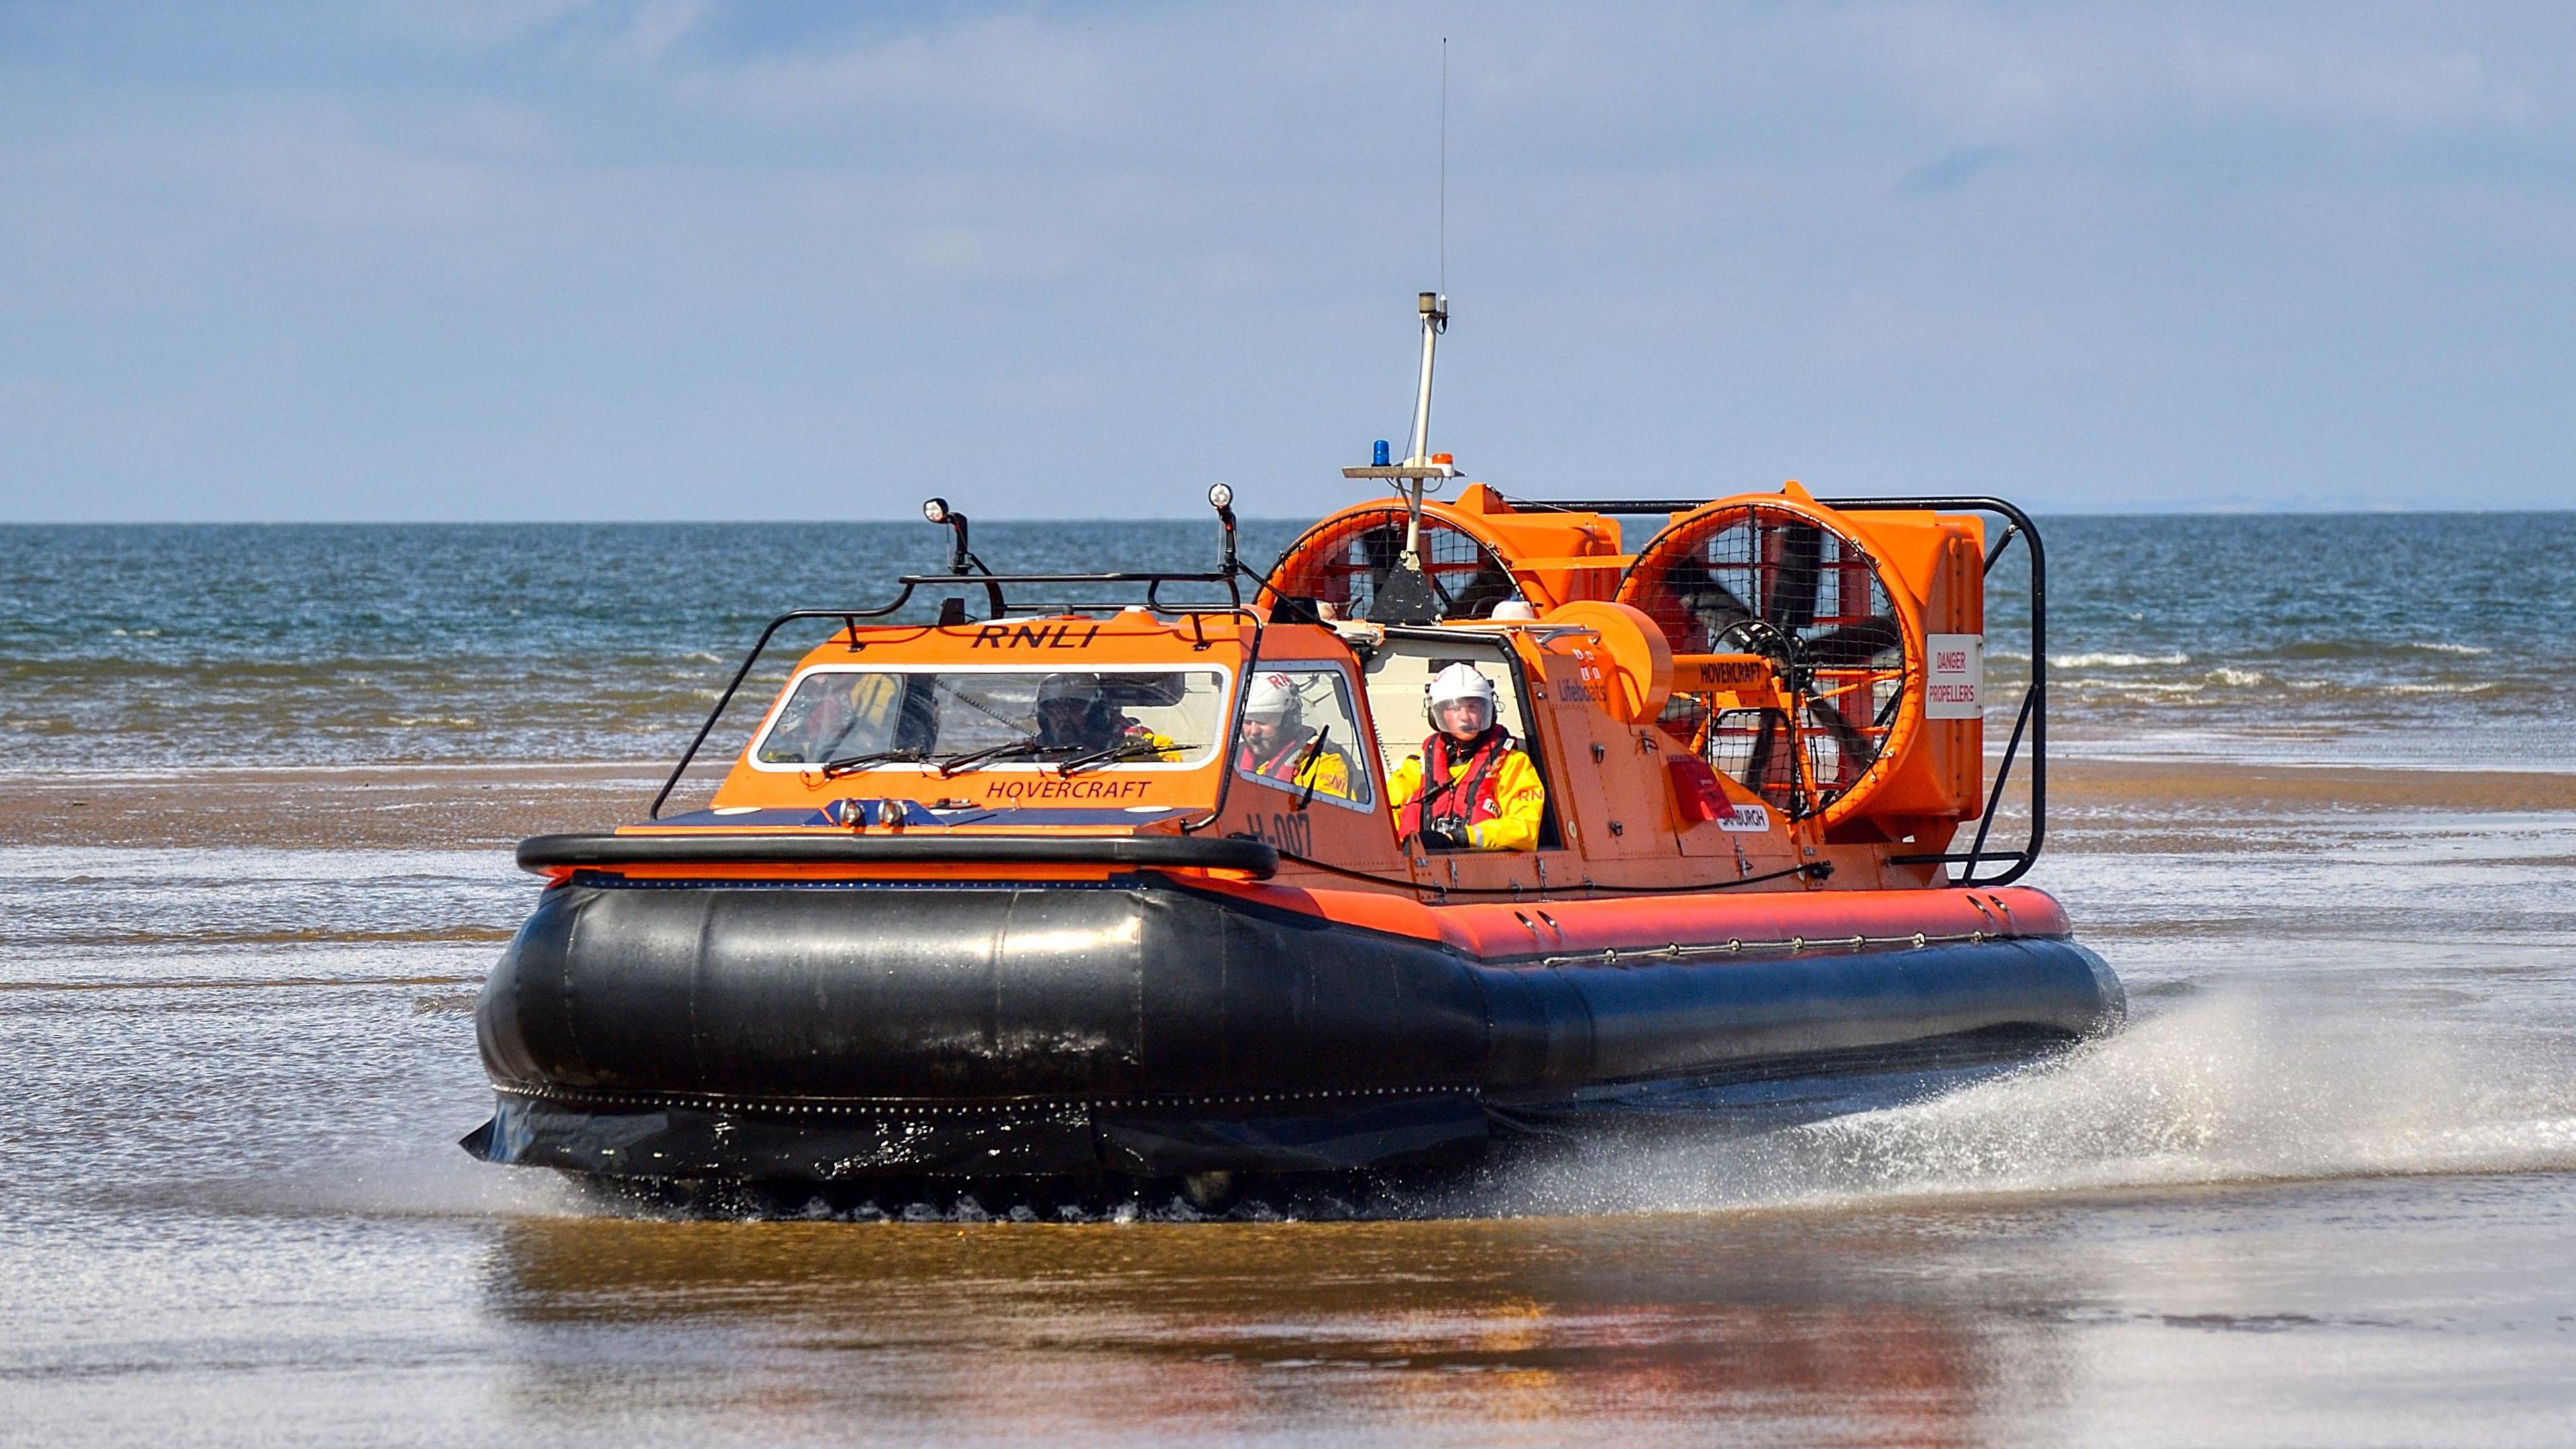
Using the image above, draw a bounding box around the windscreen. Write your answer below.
[753,668,1229,771]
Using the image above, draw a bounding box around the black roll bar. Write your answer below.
[647,565,1250,820]
[1824,496,2046,888]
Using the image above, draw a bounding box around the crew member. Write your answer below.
[1034,673,1173,759]
[768,673,902,764]
[1236,673,1354,800]
[1388,663,1545,851]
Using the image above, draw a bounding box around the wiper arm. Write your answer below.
[1293,725,1332,810]
[1057,737,1189,777]
[819,747,926,779]
[934,737,1069,777]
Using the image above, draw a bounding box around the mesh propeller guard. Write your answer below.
[1268,507,1527,624]
[1619,498,1922,826]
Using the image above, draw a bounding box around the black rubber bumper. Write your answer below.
[469,877,2121,1180]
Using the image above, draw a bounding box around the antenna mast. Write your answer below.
[1398,289,1449,582]
[1330,46,1459,626]
[1405,290,1446,469]
[1338,290,1455,625]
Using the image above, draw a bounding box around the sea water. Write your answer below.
[3,514,2575,1445]
[5,513,2571,771]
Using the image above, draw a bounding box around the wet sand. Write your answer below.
[0,762,680,850]
[5,757,2575,1445]
[7,757,2575,851]
[2047,757,2576,814]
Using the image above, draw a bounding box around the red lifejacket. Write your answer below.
[1236,729,1311,782]
[1398,727,1515,839]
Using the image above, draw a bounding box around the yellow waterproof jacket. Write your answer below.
[1387,741,1546,851]
[1120,725,1179,762]
[1240,737,1356,801]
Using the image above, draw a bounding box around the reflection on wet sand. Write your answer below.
[6,757,2575,1444]
[484,1214,2027,1444]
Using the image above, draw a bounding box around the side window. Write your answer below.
[1358,638,1563,849]
[1234,665,1377,811]
[1357,642,1533,777]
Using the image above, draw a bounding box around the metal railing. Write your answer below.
[647,567,1254,820]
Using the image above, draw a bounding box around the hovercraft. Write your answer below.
[466,293,2121,1189]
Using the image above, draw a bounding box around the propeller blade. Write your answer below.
[1364,564,1442,625]
[1688,589,1757,651]
[1763,522,1823,632]
[1660,555,1757,651]
[1422,561,1460,612]
[1805,696,1874,788]
[1739,707,1810,812]
[1802,617,1902,667]
[1739,708,1779,796]
[1359,522,1405,569]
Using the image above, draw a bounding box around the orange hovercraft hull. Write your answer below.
[467,833,2118,1181]
[464,400,2119,1187]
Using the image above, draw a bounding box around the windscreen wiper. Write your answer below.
[933,737,1070,777]
[1055,737,1190,777]
[1293,725,1332,810]
[819,747,927,780]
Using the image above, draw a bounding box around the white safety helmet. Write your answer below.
[1488,599,1539,621]
[1425,662,1497,733]
[1036,673,1103,706]
[1244,672,1301,726]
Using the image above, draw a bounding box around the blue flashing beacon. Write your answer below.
[1372,439,1391,467]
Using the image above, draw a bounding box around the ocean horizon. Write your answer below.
[7,512,2571,773]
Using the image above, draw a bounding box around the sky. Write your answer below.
[1,1,2571,521]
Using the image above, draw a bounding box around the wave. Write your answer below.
[0,927,513,953]
[2383,682,2504,696]
[534,990,2576,1224]
[1483,991,2576,1217]
[2050,651,2192,667]
[2274,639,2517,661]
[2064,678,2205,694]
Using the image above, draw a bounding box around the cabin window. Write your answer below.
[1232,663,1377,811]
[752,667,1230,771]
[1354,639,1532,778]
[1355,634,1564,849]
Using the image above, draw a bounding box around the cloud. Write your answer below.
[358,0,600,52]
[1821,2,2542,141]
[1,1,2572,519]
[672,11,1132,136]
[1903,144,2016,193]
[2170,36,2532,128]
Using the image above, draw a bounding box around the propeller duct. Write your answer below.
[1619,498,1915,824]
[1269,507,1527,623]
